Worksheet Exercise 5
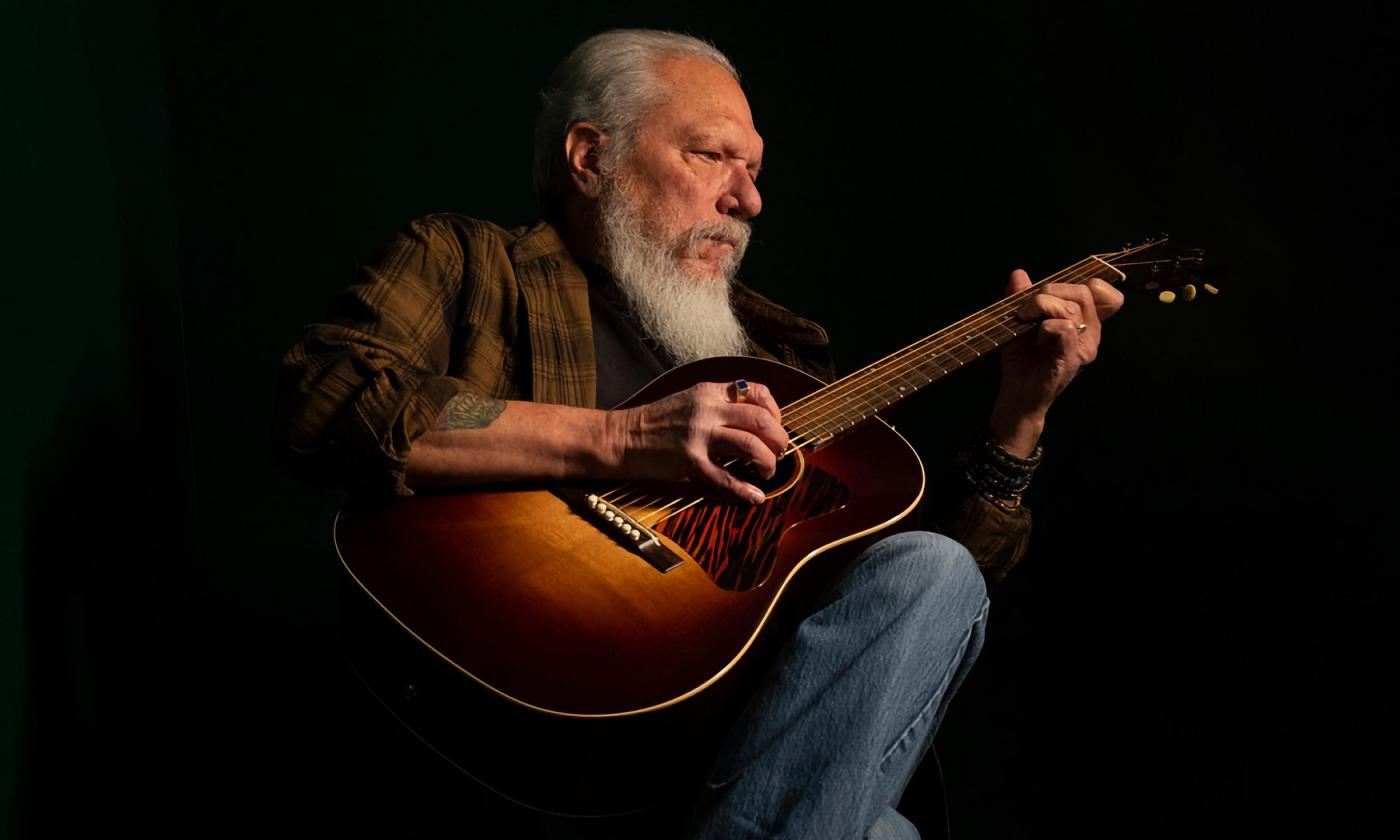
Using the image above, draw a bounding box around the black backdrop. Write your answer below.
[6,1,1395,837]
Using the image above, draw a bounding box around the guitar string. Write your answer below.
[612,258,1115,529]
[614,259,1118,529]
[599,245,1156,529]
[621,261,1110,529]
[764,263,1082,443]
[667,254,1102,465]
[634,241,1180,532]
[728,241,1166,440]
[778,257,1100,437]
[772,238,1172,431]
[633,258,1119,530]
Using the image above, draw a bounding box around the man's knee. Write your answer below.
[862,530,987,616]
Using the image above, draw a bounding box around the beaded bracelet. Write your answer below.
[956,426,1043,512]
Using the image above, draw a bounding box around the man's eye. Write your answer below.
[695,150,722,162]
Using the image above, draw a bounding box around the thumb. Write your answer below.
[1005,268,1032,297]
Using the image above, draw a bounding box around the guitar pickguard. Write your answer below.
[652,464,849,591]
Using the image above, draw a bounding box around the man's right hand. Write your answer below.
[609,381,788,505]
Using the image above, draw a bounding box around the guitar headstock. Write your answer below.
[1094,234,1217,304]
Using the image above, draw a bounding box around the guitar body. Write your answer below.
[335,356,926,816]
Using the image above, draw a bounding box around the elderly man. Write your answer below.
[276,28,1121,840]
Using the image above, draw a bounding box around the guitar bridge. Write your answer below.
[552,488,685,574]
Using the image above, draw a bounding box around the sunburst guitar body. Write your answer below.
[335,356,926,816]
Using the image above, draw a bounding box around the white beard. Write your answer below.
[596,175,752,365]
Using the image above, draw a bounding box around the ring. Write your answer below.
[734,379,751,401]
[1076,323,1088,335]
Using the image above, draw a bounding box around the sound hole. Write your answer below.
[727,449,803,499]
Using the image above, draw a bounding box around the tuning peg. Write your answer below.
[1182,284,1197,301]
[1158,290,1177,304]
[1204,283,1220,295]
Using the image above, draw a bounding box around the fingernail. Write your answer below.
[747,488,765,505]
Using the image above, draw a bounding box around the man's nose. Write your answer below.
[720,171,762,221]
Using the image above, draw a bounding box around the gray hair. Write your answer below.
[532,29,740,219]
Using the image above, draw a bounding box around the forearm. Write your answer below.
[404,394,626,488]
[988,396,1046,460]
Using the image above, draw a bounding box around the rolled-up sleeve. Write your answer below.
[273,215,471,496]
[925,484,1031,589]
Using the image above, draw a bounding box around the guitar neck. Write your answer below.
[780,255,1126,450]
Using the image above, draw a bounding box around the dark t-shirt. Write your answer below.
[576,257,676,409]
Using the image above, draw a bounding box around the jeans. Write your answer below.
[683,530,991,840]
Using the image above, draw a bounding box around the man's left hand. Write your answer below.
[988,269,1125,456]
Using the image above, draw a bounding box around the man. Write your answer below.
[275,28,1122,839]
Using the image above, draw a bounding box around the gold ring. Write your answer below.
[734,379,751,401]
[1076,323,1088,335]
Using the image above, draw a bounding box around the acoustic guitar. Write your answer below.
[334,237,1207,816]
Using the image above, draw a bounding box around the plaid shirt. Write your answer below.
[274,213,1031,587]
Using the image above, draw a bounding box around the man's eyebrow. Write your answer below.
[681,126,722,143]
[682,127,763,176]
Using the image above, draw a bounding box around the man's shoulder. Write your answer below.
[405,211,522,243]
[402,212,567,266]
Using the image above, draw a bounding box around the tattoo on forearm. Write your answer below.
[438,393,506,430]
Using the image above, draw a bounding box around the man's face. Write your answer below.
[603,55,765,283]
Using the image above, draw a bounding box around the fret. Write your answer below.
[782,248,1140,448]
[889,365,924,396]
[988,316,1022,343]
[920,350,949,377]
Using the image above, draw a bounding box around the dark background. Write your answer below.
[5,1,1395,836]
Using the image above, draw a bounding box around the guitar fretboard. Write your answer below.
[780,256,1123,450]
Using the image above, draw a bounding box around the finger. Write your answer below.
[1039,282,1115,333]
[718,402,790,455]
[722,380,789,434]
[740,380,782,426]
[1016,292,1083,325]
[1060,283,1110,356]
[692,443,766,504]
[1063,283,1101,340]
[1004,268,1032,297]
[1086,277,1126,320]
[1034,318,1081,355]
[710,426,779,480]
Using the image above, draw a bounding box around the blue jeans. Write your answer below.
[683,530,991,840]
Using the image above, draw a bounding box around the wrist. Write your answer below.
[597,408,636,479]
[988,404,1045,459]
[957,422,1043,510]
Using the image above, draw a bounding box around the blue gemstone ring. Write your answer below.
[734,379,752,401]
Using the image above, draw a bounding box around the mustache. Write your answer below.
[681,217,751,255]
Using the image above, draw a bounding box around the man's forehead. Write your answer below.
[651,56,761,143]
[633,59,764,175]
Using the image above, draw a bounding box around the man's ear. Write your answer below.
[564,122,605,199]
